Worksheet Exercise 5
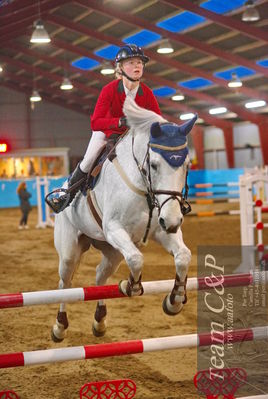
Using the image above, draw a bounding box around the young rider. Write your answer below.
[47,44,161,213]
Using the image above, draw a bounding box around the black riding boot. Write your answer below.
[46,163,87,214]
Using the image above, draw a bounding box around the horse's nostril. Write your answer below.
[159,217,166,230]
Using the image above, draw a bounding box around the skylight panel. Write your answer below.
[179,78,213,90]
[214,66,256,80]
[123,30,161,47]
[153,87,176,97]
[71,57,99,71]
[95,45,120,60]
[201,0,245,14]
[156,11,205,33]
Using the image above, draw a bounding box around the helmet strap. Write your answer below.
[120,69,140,82]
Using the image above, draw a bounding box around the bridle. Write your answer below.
[131,135,191,243]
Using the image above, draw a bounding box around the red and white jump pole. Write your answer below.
[0,326,267,369]
[1,272,266,309]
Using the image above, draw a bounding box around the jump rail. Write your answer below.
[1,272,267,309]
[0,326,267,369]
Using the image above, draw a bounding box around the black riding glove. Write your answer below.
[118,116,128,128]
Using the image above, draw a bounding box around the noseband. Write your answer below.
[132,136,191,243]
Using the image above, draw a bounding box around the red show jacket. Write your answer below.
[91,79,161,138]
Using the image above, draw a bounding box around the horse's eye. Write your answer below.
[151,163,158,171]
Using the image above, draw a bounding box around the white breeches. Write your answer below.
[80,131,107,173]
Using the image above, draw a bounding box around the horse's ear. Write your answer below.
[179,114,198,136]
[151,122,162,138]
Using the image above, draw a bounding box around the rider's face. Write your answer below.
[121,57,144,80]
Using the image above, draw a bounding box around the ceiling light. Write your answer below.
[171,93,185,101]
[60,77,73,90]
[30,20,51,44]
[0,65,3,73]
[100,63,115,75]
[242,0,260,22]
[30,89,42,102]
[245,100,266,109]
[180,113,195,120]
[157,39,174,54]
[209,107,227,115]
[228,72,242,88]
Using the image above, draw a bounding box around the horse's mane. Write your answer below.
[123,96,167,133]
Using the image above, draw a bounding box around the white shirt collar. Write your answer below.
[123,83,139,99]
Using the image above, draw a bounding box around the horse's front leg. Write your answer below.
[105,222,144,297]
[52,228,91,342]
[153,227,191,315]
[91,240,123,337]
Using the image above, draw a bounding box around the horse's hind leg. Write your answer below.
[91,240,123,337]
[52,224,91,342]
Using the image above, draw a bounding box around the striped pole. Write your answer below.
[0,326,267,369]
[237,393,268,399]
[238,396,268,399]
[1,272,266,309]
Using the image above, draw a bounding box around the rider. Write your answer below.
[47,44,161,213]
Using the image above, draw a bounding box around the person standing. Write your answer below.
[17,181,32,229]
[47,44,161,213]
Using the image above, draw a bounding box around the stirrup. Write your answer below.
[45,188,71,214]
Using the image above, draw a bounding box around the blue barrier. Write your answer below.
[0,177,66,209]
[0,169,245,209]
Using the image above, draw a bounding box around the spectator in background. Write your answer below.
[17,181,32,230]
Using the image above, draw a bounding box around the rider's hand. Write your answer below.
[118,116,128,128]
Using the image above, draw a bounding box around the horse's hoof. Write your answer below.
[92,319,106,337]
[119,280,130,296]
[51,327,65,343]
[119,280,143,297]
[162,294,183,316]
[92,324,106,337]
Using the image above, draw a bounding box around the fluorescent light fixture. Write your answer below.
[228,72,242,88]
[242,0,260,21]
[100,63,115,75]
[0,65,3,73]
[30,20,51,44]
[171,93,185,101]
[60,77,73,90]
[180,113,195,120]
[245,100,266,109]
[157,39,174,54]
[30,89,42,102]
[209,107,227,115]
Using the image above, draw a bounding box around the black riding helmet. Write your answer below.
[115,44,149,64]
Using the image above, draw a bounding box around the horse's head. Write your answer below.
[148,116,197,233]
[123,96,197,234]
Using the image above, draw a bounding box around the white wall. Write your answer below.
[203,123,263,169]
[0,86,90,159]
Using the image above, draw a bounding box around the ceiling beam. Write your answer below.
[161,0,268,44]
[9,38,260,125]
[0,55,100,98]
[46,14,268,124]
[75,0,268,79]
[50,35,267,118]
[6,42,109,86]
[0,81,88,116]
[0,0,70,29]
[158,97,233,129]
[2,70,92,109]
